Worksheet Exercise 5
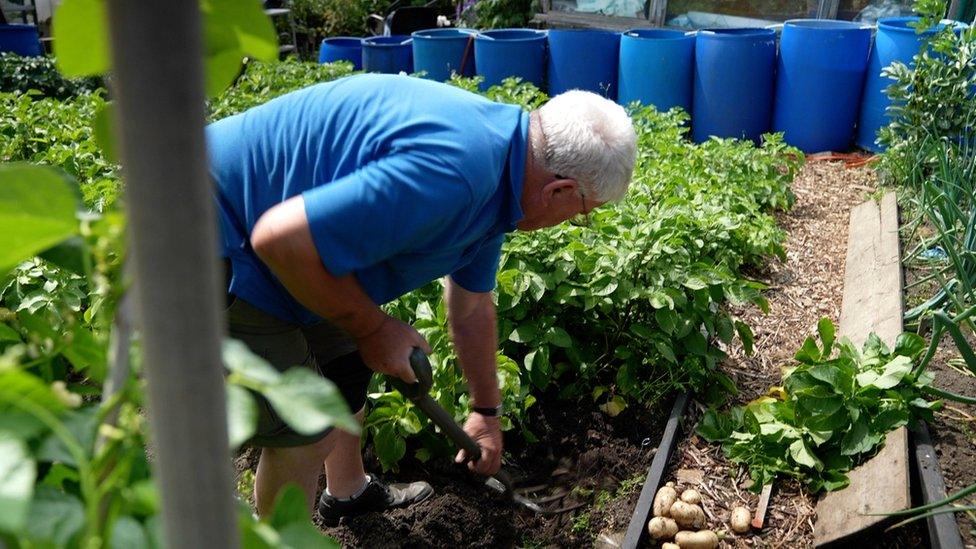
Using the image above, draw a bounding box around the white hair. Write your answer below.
[535,90,637,203]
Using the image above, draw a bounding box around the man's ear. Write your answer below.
[540,178,578,205]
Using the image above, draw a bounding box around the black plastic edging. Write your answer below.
[912,421,965,549]
[622,391,691,549]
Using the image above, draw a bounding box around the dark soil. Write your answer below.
[237,394,669,548]
[904,261,976,547]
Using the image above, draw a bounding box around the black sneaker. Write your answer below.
[317,474,434,526]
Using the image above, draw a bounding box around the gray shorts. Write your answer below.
[226,296,373,448]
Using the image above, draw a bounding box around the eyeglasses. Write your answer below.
[571,191,590,228]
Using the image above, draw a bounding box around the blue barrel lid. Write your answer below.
[321,36,363,47]
[783,19,872,30]
[698,27,777,38]
[878,16,968,34]
[623,28,695,40]
[476,28,547,41]
[364,35,412,46]
[412,28,475,39]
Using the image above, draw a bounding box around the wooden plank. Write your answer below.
[913,422,965,549]
[531,11,652,30]
[621,392,690,549]
[814,192,910,546]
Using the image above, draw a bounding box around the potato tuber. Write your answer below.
[730,506,752,533]
[680,488,702,505]
[669,500,706,529]
[647,516,679,540]
[653,485,678,517]
[675,530,719,549]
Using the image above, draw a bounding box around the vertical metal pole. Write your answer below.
[105,2,238,548]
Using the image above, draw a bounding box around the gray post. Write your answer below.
[105,1,238,547]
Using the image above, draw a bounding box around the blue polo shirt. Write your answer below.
[207,74,527,325]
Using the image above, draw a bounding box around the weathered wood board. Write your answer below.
[813,192,910,546]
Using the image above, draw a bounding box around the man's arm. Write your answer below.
[445,277,503,476]
[251,195,428,382]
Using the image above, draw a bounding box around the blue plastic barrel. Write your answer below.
[618,29,695,113]
[362,35,413,74]
[474,29,547,90]
[0,24,42,57]
[547,29,620,99]
[412,28,476,81]
[857,17,968,152]
[693,28,777,144]
[318,37,363,70]
[773,20,872,153]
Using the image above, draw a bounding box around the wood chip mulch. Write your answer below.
[662,161,876,548]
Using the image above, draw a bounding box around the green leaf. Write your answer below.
[682,331,707,356]
[839,417,873,456]
[94,101,118,163]
[201,0,278,97]
[546,326,572,348]
[63,323,107,381]
[734,320,754,356]
[264,367,359,436]
[373,423,406,471]
[509,324,538,343]
[0,431,37,533]
[788,439,822,470]
[794,336,822,364]
[226,384,258,449]
[223,339,281,386]
[110,515,150,549]
[269,484,310,530]
[0,370,66,418]
[23,486,84,545]
[857,355,913,390]
[817,318,835,357]
[0,324,20,342]
[36,406,99,466]
[53,0,110,77]
[0,164,79,273]
[39,236,88,274]
[894,332,926,358]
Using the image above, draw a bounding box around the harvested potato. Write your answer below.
[653,485,678,517]
[675,530,719,549]
[730,506,752,533]
[662,544,680,549]
[647,517,679,540]
[680,488,702,505]
[669,501,706,529]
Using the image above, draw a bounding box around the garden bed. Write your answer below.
[904,233,976,547]
[655,161,923,547]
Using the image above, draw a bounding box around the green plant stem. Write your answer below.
[5,393,100,542]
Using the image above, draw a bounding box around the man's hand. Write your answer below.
[355,316,430,383]
[455,412,503,476]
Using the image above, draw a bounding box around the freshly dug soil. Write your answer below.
[321,396,667,547]
[236,394,668,547]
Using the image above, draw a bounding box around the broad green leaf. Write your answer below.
[94,101,118,163]
[682,331,707,356]
[39,236,88,274]
[817,318,835,357]
[226,384,258,449]
[223,339,281,386]
[0,370,66,418]
[23,486,84,545]
[110,515,150,549]
[788,439,822,470]
[893,332,926,358]
[509,324,538,343]
[0,431,36,533]
[201,0,278,97]
[53,0,110,77]
[0,324,20,342]
[857,355,913,390]
[0,164,78,273]
[546,326,572,348]
[734,320,754,356]
[36,406,99,466]
[264,367,359,436]
[794,336,822,364]
[839,417,872,456]
[598,395,627,417]
[63,323,107,382]
[269,484,309,530]
[373,423,405,472]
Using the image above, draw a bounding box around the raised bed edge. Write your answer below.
[621,391,691,549]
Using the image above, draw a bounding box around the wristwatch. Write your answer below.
[471,404,504,417]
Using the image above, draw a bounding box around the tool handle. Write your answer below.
[414,396,483,461]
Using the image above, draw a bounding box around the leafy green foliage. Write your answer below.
[0,164,78,273]
[0,53,101,100]
[458,0,536,29]
[699,319,940,492]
